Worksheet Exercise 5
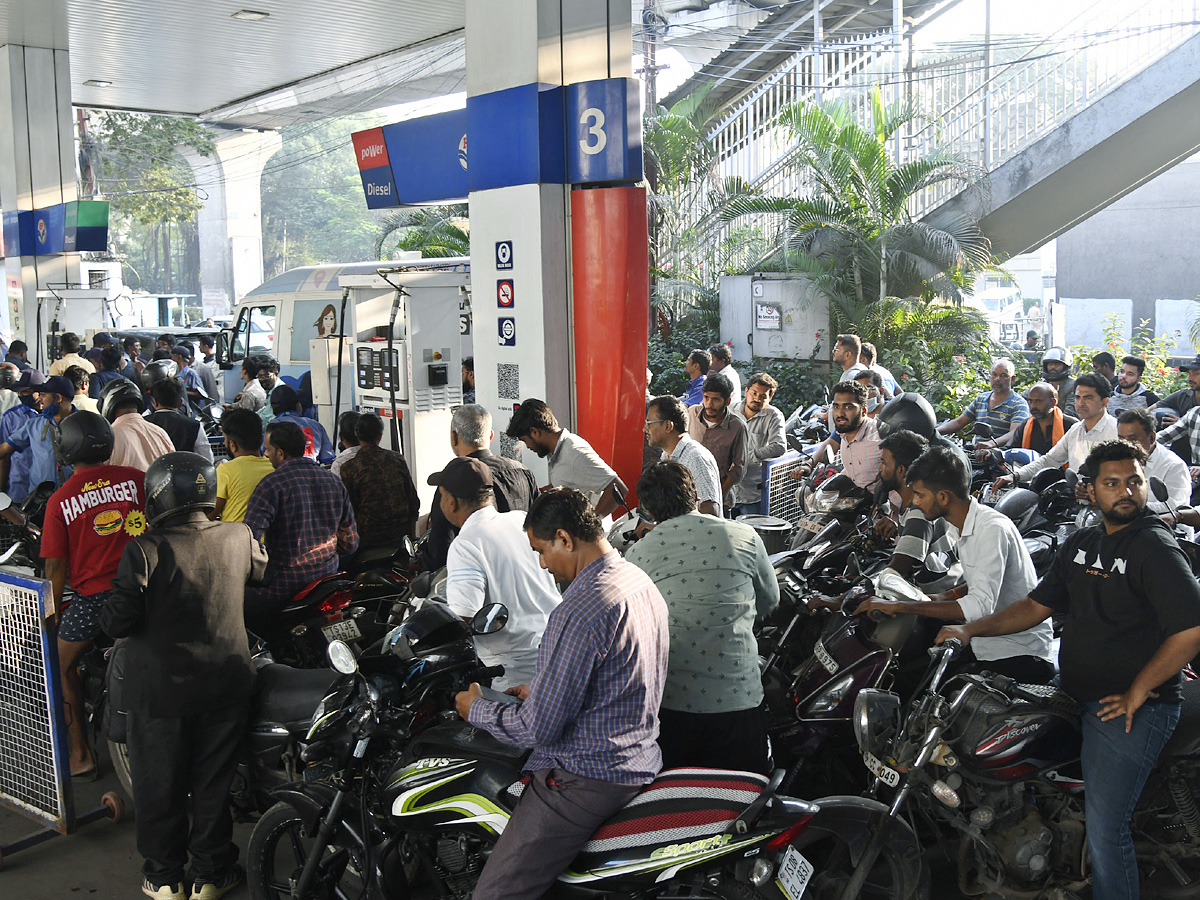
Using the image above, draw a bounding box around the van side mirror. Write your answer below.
[216,329,233,370]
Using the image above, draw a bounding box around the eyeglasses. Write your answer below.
[644,419,667,426]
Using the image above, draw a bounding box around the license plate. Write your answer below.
[813,640,839,674]
[776,845,814,900]
[863,751,900,787]
[322,618,362,643]
[796,517,824,534]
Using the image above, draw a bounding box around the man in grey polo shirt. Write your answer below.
[644,396,722,517]
[505,398,625,517]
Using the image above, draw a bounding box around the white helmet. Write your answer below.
[1041,346,1073,381]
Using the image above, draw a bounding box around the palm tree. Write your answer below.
[723,88,992,312]
[373,203,469,260]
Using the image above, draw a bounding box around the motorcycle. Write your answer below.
[247,606,927,900]
[851,639,1200,899]
[762,571,946,798]
[785,399,831,453]
[790,472,875,552]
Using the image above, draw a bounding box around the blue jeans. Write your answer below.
[1081,699,1180,900]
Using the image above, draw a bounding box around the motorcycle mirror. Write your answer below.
[403,535,417,559]
[845,552,860,579]
[471,602,509,635]
[1150,476,1169,503]
[411,571,434,598]
[973,422,993,440]
[1064,469,1079,492]
[327,639,358,675]
[612,481,630,512]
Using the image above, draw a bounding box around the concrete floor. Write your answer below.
[0,742,252,899]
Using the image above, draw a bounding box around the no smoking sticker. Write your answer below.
[497,279,514,307]
[498,317,516,346]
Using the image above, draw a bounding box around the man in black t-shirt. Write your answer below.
[938,438,1200,900]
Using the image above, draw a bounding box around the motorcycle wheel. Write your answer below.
[108,740,135,801]
[787,829,929,900]
[247,801,379,900]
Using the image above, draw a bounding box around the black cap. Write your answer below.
[171,343,193,361]
[1179,356,1200,371]
[427,456,493,499]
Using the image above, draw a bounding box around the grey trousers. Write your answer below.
[471,767,641,900]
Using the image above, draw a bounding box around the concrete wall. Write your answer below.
[1056,152,1200,356]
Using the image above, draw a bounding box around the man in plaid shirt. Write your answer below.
[243,420,358,627]
[456,488,668,900]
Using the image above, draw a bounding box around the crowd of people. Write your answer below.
[5,326,1200,900]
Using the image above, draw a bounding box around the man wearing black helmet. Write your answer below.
[41,410,146,780]
[103,452,268,900]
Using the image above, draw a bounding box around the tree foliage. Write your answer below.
[374,204,469,259]
[261,115,388,276]
[723,88,992,310]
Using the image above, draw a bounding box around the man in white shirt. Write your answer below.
[505,398,625,517]
[431,457,560,689]
[644,395,722,517]
[857,445,1055,683]
[1115,408,1191,518]
[993,373,1118,491]
[707,343,741,404]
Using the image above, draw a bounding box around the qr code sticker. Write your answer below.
[499,434,523,460]
[498,363,520,400]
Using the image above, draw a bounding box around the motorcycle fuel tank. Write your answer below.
[951,685,1082,781]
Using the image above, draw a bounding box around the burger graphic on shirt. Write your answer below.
[93,508,123,536]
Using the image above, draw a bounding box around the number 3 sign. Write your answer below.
[566,78,642,185]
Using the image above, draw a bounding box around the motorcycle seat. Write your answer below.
[351,544,406,567]
[254,664,338,726]
[576,768,768,858]
[1163,679,1200,759]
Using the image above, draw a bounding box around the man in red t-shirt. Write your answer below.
[41,411,146,778]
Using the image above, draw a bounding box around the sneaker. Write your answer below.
[142,880,185,900]
[190,864,244,900]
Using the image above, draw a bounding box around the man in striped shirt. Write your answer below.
[457,488,669,900]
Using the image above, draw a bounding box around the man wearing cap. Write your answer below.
[170,343,210,410]
[268,384,335,464]
[0,374,77,497]
[243,420,358,627]
[1151,357,1200,466]
[431,456,560,689]
[89,344,127,399]
[0,369,45,500]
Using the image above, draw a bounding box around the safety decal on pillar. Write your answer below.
[497,280,514,308]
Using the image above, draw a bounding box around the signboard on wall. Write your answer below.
[755,302,781,330]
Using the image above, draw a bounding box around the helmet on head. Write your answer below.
[99,378,143,422]
[56,411,114,466]
[0,362,20,390]
[139,358,178,393]
[1041,347,1073,382]
[144,452,218,525]
[383,602,475,680]
[876,392,936,440]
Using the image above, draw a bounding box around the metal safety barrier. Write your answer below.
[0,571,73,834]
[764,450,807,522]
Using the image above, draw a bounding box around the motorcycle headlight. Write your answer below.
[853,688,902,754]
[806,671,856,714]
[810,492,858,514]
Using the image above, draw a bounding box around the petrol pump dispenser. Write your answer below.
[314,269,466,511]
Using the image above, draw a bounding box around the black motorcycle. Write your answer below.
[247,604,927,900]
[850,640,1200,899]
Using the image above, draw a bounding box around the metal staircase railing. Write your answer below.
[671,0,1200,280]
